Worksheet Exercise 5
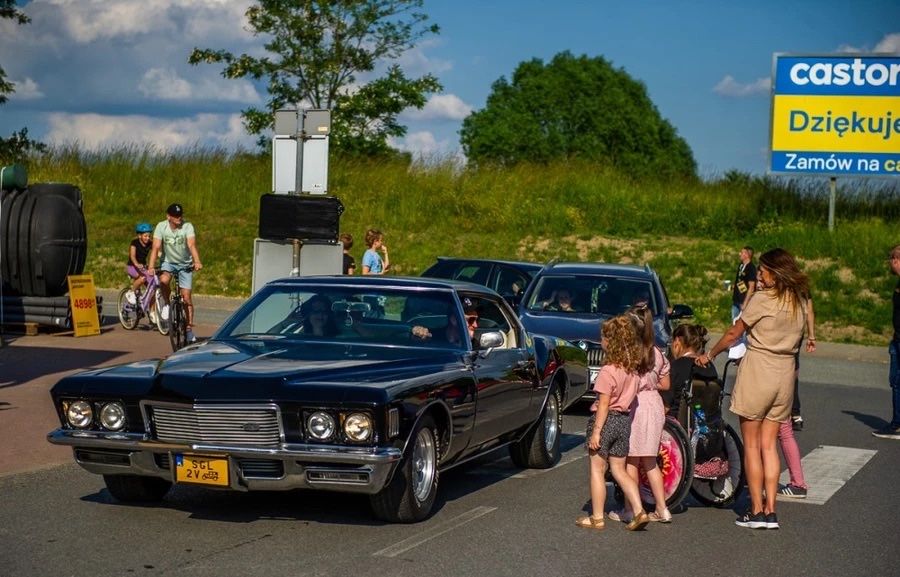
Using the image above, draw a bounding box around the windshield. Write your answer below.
[218,285,467,349]
[526,275,657,315]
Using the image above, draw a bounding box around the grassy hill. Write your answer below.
[19,146,900,345]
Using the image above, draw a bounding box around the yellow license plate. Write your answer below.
[175,454,229,486]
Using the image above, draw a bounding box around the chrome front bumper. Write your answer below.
[47,429,403,495]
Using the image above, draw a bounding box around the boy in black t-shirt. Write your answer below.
[731,245,756,322]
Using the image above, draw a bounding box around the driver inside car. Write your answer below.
[411,298,478,347]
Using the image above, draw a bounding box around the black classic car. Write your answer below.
[48,276,588,522]
[518,262,693,384]
[420,257,543,302]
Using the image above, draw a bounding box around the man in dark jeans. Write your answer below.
[873,244,900,439]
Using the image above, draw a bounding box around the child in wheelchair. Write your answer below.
[667,323,729,478]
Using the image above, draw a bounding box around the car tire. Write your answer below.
[370,414,440,523]
[509,383,561,469]
[103,474,171,502]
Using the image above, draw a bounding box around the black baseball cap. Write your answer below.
[166,203,183,217]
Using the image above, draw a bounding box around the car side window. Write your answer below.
[471,296,518,349]
[453,264,489,286]
[495,267,529,297]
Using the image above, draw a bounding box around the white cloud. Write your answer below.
[402,94,472,121]
[712,75,770,97]
[138,67,260,103]
[10,78,44,100]
[837,31,899,53]
[874,33,900,53]
[398,39,453,76]
[43,0,253,44]
[44,112,257,151]
[390,130,465,164]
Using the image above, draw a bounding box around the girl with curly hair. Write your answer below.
[576,314,651,532]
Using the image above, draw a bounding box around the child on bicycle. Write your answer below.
[125,222,154,301]
[577,314,651,532]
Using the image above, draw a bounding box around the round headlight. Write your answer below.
[99,402,126,431]
[66,400,93,429]
[344,413,373,442]
[307,411,335,440]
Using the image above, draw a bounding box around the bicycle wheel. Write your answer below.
[689,423,745,507]
[117,288,139,330]
[154,289,170,335]
[169,298,187,351]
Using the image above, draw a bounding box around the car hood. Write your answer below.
[520,311,670,348]
[54,340,464,402]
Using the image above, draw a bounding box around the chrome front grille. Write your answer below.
[586,347,604,368]
[148,404,282,447]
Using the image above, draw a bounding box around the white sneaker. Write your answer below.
[161,305,170,320]
[149,310,159,325]
[125,290,136,305]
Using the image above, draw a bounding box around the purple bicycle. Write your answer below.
[117,274,168,335]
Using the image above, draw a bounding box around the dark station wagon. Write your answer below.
[48,276,589,522]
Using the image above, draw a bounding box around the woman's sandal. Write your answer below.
[648,510,673,523]
[575,515,606,531]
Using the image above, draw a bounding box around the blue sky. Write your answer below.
[1,0,897,177]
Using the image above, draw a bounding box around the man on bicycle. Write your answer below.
[147,203,203,343]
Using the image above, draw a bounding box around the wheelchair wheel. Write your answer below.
[613,417,694,511]
[689,423,745,507]
[154,289,170,335]
[117,288,139,330]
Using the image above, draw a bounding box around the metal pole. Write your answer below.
[0,165,6,346]
[828,177,836,232]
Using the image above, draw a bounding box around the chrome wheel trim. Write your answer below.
[412,427,436,503]
[543,392,559,453]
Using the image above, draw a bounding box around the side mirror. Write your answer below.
[670,304,694,319]
[478,331,505,355]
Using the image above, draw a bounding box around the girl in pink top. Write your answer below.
[611,305,672,524]
[576,315,651,532]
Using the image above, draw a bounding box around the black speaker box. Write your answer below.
[259,194,344,241]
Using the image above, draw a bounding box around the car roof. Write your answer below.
[431,257,544,272]
[265,275,500,296]
[535,262,656,280]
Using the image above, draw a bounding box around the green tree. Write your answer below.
[189,0,442,155]
[460,51,696,179]
[0,1,45,163]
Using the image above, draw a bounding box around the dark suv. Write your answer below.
[420,257,543,300]
[518,262,693,380]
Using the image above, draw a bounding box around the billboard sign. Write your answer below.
[769,54,900,176]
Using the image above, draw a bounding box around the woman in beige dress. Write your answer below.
[696,248,809,530]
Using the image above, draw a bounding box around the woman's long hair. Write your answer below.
[758,248,809,316]
[601,315,643,373]
[627,303,655,374]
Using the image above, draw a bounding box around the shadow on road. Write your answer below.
[0,345,126,388]
[74,433,588,526]
[841,409,889,430]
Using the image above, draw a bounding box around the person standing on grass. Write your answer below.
[732,245,756,322]
[697,248,809,530]
[340,233,356,275]
[577,315,651,532]
[361,229,390,275]
[148,203,203,344]
[873,245,900,440]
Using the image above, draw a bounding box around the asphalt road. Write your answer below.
[1,293,897,577]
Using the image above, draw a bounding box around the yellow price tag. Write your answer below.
[67,274,100,337]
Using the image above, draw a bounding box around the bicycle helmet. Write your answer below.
[135,222,153,233]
